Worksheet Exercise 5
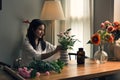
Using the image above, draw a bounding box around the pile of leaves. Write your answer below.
[28,59,65,78]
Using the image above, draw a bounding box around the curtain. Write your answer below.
[62,0,94,58]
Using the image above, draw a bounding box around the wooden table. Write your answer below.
[1,59,120,80]
[27,59,120,80]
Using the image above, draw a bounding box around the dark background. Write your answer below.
[0,0,1,10]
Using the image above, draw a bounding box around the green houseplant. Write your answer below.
[57,28,79,64]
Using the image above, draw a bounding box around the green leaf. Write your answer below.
[57,59,65,69]
[66,28,71,32]
[28,59,65,75]
[87,40,92,44]
[30,69,37,78]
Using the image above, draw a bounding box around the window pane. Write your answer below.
[70,0,83,18]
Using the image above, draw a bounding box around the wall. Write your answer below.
[94,0,114,57]
[114,0,120,21]
[0,0,43,66]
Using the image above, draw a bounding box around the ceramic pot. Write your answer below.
[59,50,68,64]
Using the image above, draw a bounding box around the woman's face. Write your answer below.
[35,24,45,38]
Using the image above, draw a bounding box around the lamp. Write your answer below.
[40,0,64,20]
[40,0,65,45]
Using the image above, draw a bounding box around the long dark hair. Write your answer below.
[26,19,46,51]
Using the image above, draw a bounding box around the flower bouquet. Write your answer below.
[88,20,120,64]
[88,20,116,45]
[57,28,79,50]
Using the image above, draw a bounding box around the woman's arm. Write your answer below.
[41,50,57,59]
[41,42,61,60]
[23,39,61,60]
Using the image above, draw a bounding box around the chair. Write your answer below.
[68,53,77,60]
[68,53,88,60]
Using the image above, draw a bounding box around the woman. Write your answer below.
[21,19,61,66]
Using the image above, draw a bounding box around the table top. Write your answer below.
[27,59,120,80]
[1,59,120,80]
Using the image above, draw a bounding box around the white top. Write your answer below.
[21,38,60,66]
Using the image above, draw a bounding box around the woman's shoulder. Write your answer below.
[22,37,31,46]
[23,37,29,43]
[44,41,55,50]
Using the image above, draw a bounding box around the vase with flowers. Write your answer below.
[88,20,117,64]
[57,28,79,64]
[100,21,120,60]
[103,21,120,60]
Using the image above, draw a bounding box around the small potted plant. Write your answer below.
[57,28,79,64]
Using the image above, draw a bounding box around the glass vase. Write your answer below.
[94,44,108,64]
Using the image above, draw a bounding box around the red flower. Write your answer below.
[105,34,114,43]
[104,20,111,27]
[91,33,101,45]
[107,26,114,33]
[100,23,106,29]
[113,21,120,30]
[113,21,120,27]
[108,35,114,43]
[23,20,30,24]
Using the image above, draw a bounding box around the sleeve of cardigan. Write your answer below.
[43,41,60,62]
[45,41,55,53]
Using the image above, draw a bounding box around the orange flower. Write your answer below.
[113,21,120,27]
[113,21,120,30]
[108,35,114,43]
[91,33,101,45]
[105,34,114,43]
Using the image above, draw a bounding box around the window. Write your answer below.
[65,0,92,58]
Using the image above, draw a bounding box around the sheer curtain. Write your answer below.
[62,0,94,58]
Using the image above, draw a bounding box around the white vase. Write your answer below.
[114,44,120,60]
[59,50,69,64]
